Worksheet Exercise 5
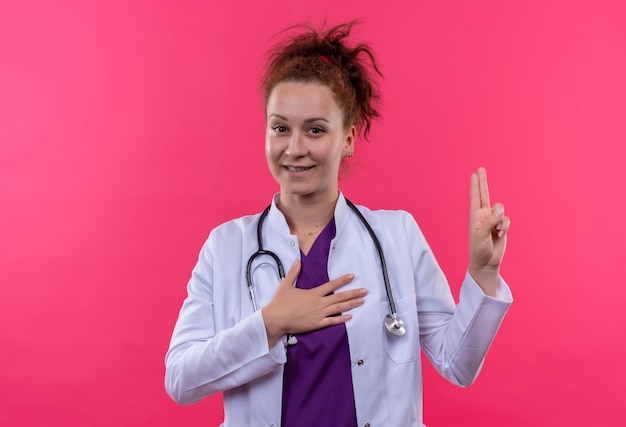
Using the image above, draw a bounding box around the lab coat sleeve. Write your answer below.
[403,212,512,387]
[164,230,286,405]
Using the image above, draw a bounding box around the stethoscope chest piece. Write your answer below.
[384,313,406,336]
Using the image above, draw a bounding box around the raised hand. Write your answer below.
[468,167,511,296]
[262,260,367,346]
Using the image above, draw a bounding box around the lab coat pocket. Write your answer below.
[382,295,420,364]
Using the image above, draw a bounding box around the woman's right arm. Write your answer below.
[164,231,286,405]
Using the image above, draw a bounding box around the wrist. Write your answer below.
[261,306,286,347]
[468,265,500,297]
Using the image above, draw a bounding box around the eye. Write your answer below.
[272,125,288,133]
[308,126,325,135]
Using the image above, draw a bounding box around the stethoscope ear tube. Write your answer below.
[246,249,285,312]
[247,206,285,312]
[246,256,258,312]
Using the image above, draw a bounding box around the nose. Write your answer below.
[284,131,307,158]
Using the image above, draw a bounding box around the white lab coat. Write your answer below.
[165,193,512,427]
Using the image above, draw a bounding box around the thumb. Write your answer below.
[281,259,301,287]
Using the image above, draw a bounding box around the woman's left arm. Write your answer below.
[411,167,512,387]
[467,167,511,297]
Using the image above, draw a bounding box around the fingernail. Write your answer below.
[356,297,365,305]
[348,274,355,280]
[494,210,504,218]
[496,222,502,231]
[498,230,504,238]
[359,288,368,296]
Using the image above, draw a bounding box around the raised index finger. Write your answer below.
[471,167,491,210]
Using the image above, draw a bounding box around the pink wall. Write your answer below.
[1,1,625,425]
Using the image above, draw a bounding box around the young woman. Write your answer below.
[165,21,512,426]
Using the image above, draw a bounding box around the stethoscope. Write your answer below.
[245,198,406,337]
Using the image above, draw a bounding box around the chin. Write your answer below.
[282,188,315,197]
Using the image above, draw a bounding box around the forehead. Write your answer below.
[266,82,342,120]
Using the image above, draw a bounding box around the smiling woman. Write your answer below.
[265,82,355,232]
[164,21,512,427]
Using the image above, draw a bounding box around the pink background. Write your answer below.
[1,0,625,425]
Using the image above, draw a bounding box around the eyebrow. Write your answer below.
[268,113,330,123]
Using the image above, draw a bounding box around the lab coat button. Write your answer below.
[290,240,295,247]
[357,359,364,366]
[364,423,371,427]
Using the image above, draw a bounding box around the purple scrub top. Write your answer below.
[281,218,358,426]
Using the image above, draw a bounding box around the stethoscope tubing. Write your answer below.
[343,199,398,317]
[245,206,284,312]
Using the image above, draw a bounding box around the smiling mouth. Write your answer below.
[285,166,314,172]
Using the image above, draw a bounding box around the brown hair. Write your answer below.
[260,21,382,140]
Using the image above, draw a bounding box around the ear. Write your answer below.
[344,125,357,154]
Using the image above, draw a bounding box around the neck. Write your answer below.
[278,191,339,234]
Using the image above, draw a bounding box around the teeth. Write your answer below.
[287,166,310,172]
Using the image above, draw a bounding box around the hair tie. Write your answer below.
[319,55,332,64]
